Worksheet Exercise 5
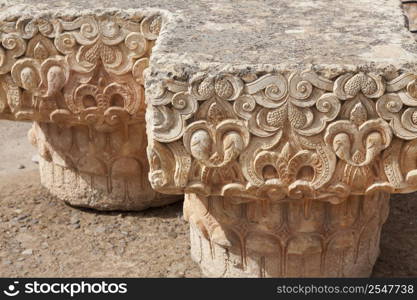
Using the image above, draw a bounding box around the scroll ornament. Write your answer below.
[148,70,417,206]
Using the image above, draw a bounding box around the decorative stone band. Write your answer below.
[0,12,161,126]
[402,0,417,33]
[0,12,181,210]
[147,70,417,214]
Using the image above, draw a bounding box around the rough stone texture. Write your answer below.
[31,123,178,211]
[186,192,389,277]
[0,3,180,210]
[1,123,416,278]
[2,0,417,277]
[1,0,417,71]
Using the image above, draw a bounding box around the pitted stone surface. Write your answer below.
[0,0,181,210]
[2,0,417,277]
[1,0,417,75]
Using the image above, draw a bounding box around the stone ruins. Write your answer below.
[1,0,417,277]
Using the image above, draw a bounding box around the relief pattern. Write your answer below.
[0,13,161,127]
[185,191,389,277]
[148,70,417,207]
[0,13,174,210]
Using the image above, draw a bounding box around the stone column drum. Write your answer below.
[144,0,417,276]
[0,9,179,210]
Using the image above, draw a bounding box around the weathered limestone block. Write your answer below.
[3,0,417,277]
[0,5,179,210]
[402,0,417,33]
[142,0,417,277]
[185,192,390,277]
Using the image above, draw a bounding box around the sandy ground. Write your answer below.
[0,121,38,176]
[0,121,416,277]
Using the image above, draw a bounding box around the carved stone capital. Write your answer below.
[146,69,417,276]
[185,192,389,277]
[0,11,179,210]
[0,12,160,126]
[3,0,417,278]
[147,70,417,204]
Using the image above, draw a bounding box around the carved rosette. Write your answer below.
[148,69,417,209]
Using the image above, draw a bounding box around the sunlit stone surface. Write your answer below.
[2,0,417,276]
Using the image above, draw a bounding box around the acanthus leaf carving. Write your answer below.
[147,69,417,204]
[0,13,163,131]
[334,72,385,100]
[376,93,417,140]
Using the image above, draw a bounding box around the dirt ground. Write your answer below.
[0,121,416,277]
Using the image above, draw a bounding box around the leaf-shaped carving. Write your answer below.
[152,105,184,143]
[245,73,288,108]
[190,74,243,101]
[141,15,162,40]
[325,119,392,166]
[294,93,341,136]
[11,58,41,93]
[334,73,385,99]
[288,72,314,102]
[233,95,256,120]
[132,57,149,85]
[184,119,249,168]
[376,93,417,140]
[0,34,26,74]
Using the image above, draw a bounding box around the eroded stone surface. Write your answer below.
[2,0,417,276]
[1,0,417,72]
[30,122,178,211]
[186,192,389,277]
[143,1,417,277]
[0,5,179,210]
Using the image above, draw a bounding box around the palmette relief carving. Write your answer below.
[0,13,181,210]
[148,69,417,207]
[0,13,160,128]
[185,192,390,277]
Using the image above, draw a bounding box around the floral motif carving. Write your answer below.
[147,69,417,207]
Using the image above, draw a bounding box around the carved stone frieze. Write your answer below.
[146,69,417,276]
[148,70,417,204]
[0,12,180,210]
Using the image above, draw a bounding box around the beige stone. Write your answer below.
[185,192,389,277]
[142,0,417,277]
[0,8,179,210]
[402,0,417,33]
[147,70,411,277]
[2,0,417,277]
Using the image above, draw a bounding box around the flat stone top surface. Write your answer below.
[1,0,417,74]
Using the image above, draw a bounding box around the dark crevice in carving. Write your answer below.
[401,0,417,34]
